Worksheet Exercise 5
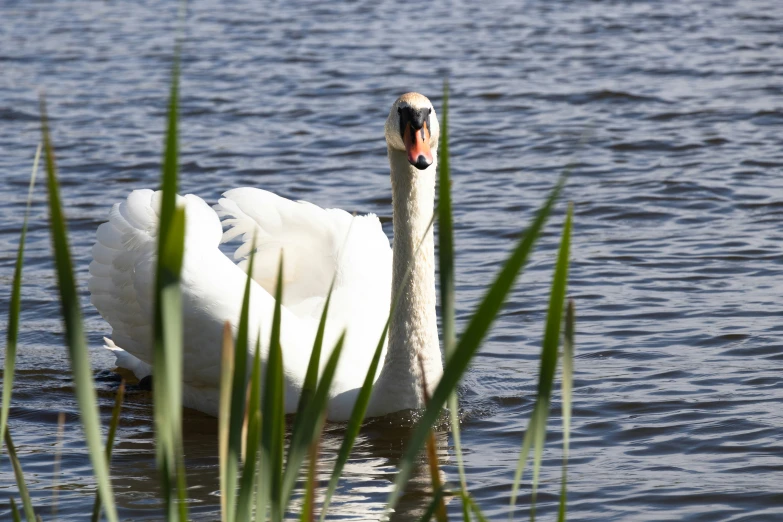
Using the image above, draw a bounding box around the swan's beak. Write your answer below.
[403,123,433,170]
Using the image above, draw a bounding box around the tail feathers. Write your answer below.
[103,337,152,380]
[90,189,224,370]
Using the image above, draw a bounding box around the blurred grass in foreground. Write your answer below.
[2,58,574,522]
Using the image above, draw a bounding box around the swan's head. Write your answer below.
[385,92,440,171]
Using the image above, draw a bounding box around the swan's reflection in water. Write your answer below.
[108,390,452,521]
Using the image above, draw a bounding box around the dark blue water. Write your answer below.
[2,0,783,520]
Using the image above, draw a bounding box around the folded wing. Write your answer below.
[214,187,392,321]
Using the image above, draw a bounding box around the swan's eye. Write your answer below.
[398,108,409,139]
[398,106,429,140]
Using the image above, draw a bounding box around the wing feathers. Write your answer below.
[213,187,390,311]
[90,189,225,369]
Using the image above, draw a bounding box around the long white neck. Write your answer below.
[368,146,443,416]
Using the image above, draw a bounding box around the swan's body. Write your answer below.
[89,93,442,421]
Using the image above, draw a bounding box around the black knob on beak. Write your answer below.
[412,155,432,170]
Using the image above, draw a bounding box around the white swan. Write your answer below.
[89,92,443,421]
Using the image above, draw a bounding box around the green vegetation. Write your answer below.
[1,51,574,522]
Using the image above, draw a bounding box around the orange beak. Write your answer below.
[403,123,433,170]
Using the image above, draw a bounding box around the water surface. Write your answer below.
[1,1,782,520]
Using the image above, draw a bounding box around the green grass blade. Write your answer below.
[385,177,565,515]
[157,36,180,238]
[436,80,470,520]
[1,143,40,455]
[4,430,35,522]
[153,204,187,521]
[39,95,118,522]
[223,239,257,522]
[235,337,262,522]
[282,331,345,506]
[528,408,547,522]
[529,204,572,522]
[236,247,257,467]
[507,401,538,520]
[91,381,126,522]
[557,299,575,522]
[10,498,21,522]
[258,255,286,522]
[243,409,263,522]
[106,384,126,468]
[319,212,438,522]
[152,34,189,520]
[509,204,572,519]
[438,85,455,358]
[219,321,235,522]
[537,204,572,417]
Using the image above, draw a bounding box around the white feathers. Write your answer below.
[213,187,389,309]
[89,187,393,420]
[103,337,151,380]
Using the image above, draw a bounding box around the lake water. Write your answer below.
[1,0,782,520]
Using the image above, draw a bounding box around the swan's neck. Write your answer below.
[368,147,443,416]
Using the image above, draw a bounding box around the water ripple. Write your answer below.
[1,0,782,520]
